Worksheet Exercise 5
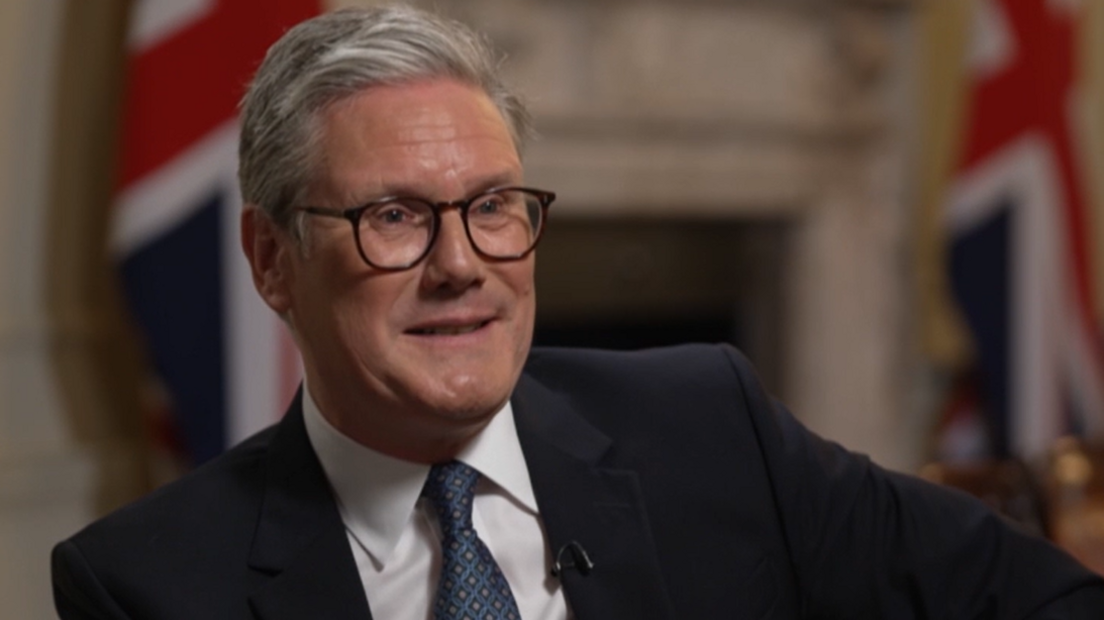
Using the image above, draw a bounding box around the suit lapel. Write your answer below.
[246,395,372,620]
[513,373,676,620]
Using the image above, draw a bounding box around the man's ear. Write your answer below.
[241,205,294,314]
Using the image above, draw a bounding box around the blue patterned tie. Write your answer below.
[422,461,522,620]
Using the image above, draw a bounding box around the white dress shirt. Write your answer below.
[302,385,572,620]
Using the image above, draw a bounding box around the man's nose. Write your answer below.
[420,210,484,292]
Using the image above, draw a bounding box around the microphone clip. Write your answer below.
[551,540,594,577]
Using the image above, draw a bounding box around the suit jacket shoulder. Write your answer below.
[52,404,369,620]
[53,429,269,617]
[518,343,1104,618]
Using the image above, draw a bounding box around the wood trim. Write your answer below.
[45,0,151,514]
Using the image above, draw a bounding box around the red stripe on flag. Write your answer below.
[948,0,1104,448]
[957,1,1100,357]
[956,1,1038,171]
[117,0,321,192]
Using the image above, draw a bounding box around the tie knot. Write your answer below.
[423,461,479,531]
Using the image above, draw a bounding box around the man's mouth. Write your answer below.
[407,320,490,336]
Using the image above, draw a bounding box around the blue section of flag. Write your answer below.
[120,195,226,465]
[948,201,1012,457]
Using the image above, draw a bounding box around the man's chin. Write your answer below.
[401,362,502,400]
[415,392,508,426]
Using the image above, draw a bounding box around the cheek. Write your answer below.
[333,285,388,340]
[503,255,536,295]
[289,259,374,343]
[504,262,537,348]
[334,275,414,347]
[515,264,537,312]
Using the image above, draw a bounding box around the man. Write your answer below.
[52,6,1104,619]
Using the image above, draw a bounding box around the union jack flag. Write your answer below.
[113,0,320,466]
[944,0,1104,459]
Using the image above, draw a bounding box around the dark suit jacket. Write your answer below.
[53,344,1104,619]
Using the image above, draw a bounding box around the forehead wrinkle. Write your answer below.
[335,140,515,196]
[390,111,507,147]
[392,106,460,144]
[376,134,518,193]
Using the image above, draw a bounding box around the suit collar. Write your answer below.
[247,392,372,620]
[513,372,676,620]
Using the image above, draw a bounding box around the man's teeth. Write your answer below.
[417,324,482,335]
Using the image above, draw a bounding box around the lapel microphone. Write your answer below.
[550,540,594,577]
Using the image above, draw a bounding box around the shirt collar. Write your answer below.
[456,398,539,514]
[301,382,538,568]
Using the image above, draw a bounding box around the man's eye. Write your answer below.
[380,208,408,223]
[365,203,421,227]
[474,197,504,215]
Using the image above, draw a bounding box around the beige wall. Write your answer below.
[0,0,145,616]
[0,1,91,617]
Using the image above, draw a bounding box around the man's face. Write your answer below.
[245,79,535,461]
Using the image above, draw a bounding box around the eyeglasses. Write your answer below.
[293,187,555,271]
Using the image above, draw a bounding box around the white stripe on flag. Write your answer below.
[945,135,1043,234]
[111,121,240,257]
[968,0,1016,79]
[1011,135,1064,458]
[128,0,215,53]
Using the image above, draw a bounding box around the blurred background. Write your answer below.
[5,0,1104,616]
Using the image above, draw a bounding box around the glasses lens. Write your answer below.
[467,190,543,257]
[356,199,434,267]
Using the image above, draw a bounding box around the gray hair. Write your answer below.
[238,5,532,228]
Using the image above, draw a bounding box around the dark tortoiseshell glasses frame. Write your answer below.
[292,186,555,271]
